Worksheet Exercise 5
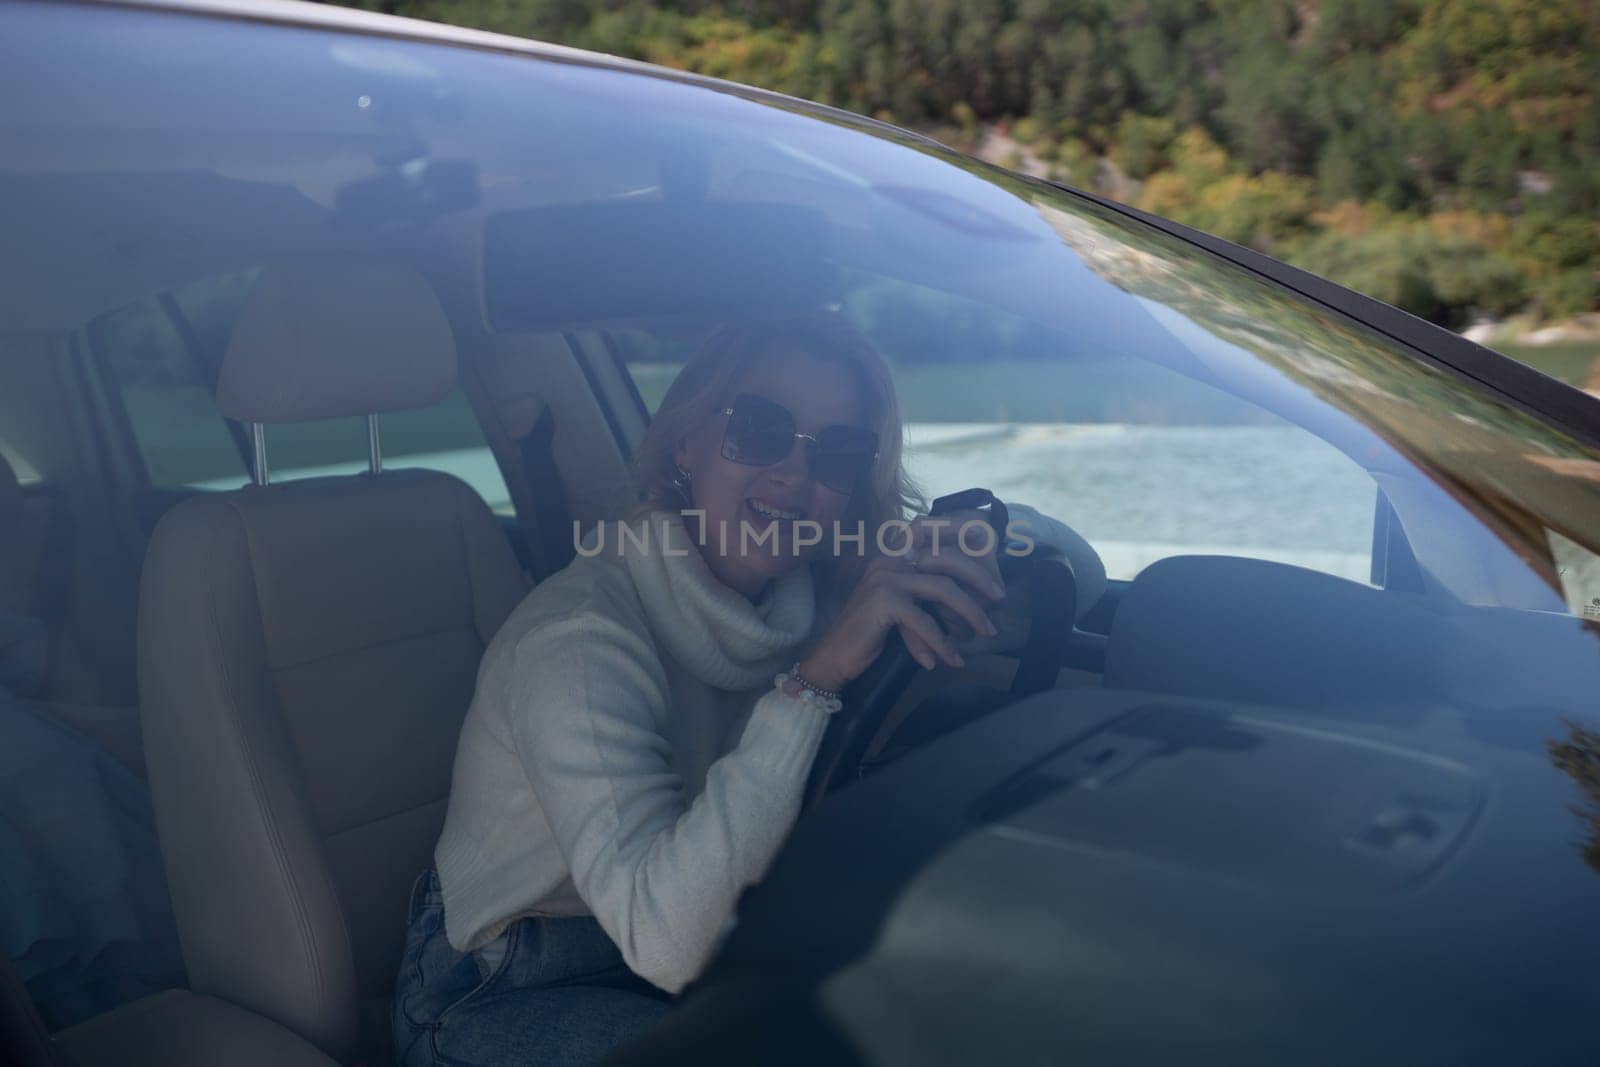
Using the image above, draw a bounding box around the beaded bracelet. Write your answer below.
[788,661,842,700]
[774,664,843,714]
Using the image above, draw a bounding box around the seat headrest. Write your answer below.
[1103,555,1446,712]
[216,257,457,424]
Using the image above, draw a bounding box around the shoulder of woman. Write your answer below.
[488,577,672,731]
[488,549,657,660]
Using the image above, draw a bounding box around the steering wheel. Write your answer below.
[800,492,1086,810]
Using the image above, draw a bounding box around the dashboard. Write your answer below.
[610,686,1600,1065]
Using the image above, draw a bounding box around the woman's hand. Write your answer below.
[797,510,1006,691]
[906,508,1007,642]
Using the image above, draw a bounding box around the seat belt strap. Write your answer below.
[518,407,577,579]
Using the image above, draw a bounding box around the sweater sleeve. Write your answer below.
[505,612,829,994]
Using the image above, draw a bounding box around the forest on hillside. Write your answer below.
[340,0,1599,332]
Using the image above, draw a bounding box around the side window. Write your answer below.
[95,274,514,515]
[844,274,1378,584]
[613,279,1379,585]
[610,323,710,414]
[94,284,251,488]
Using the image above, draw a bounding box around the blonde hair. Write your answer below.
[631,310,921,605]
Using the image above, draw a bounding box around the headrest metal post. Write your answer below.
[367,414,383,475]
[250,422,270,486]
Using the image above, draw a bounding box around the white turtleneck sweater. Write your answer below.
[435,504,1099,994]
[435,511,827,993]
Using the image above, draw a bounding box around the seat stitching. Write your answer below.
[321,796,448,847]
[272,623,476,672]
[264,473,477,668]
[208,497,339,1022]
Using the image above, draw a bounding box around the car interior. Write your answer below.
[1,218,706,1062]
[7,218,1598,1067]
[0,194,1125,1062]
[5,6,1600,1067]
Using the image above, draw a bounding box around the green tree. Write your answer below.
[327,0,1600,324]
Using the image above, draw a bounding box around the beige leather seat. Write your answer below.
[55,988,340,1067]
[138,257,528,1062]
[9,945,337,1067]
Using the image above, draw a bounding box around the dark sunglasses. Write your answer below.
[719,393,879,495]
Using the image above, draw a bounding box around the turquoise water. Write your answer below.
[902,423,1373,581]
[219,421,1375,583]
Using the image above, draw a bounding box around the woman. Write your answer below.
[394,311,1076,1066]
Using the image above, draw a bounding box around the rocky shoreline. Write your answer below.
[1462,316,1600,396]
[1462,313,1600,350]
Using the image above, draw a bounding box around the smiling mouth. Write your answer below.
[746,498,805,521]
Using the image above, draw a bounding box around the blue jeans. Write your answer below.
[393,871,672,1067]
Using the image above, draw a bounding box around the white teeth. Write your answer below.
[748,499,802,520]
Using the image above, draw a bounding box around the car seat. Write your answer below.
[137,257,528,1062]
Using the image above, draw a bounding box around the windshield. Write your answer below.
[4,0,1600,1051]
[5,2,1597,616]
